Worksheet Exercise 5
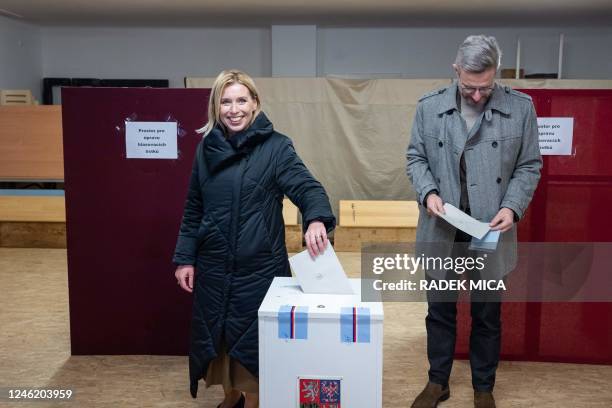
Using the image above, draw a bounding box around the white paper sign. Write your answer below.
[125,121,178,159]
[537,117,573,155]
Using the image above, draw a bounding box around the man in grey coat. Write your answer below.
[406,35,542,408]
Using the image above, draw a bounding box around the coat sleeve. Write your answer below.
[172,144,204,265]
[500,102,543,220]
[275,137,336,233]
[406,102,439,206]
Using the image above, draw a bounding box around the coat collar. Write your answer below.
[203,112,274,173]
[436,82,510,116]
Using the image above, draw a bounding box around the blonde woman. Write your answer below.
[173,70,335,408]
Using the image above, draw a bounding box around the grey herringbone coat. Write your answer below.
[406,82,542,279]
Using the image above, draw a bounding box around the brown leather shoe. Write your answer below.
[474,391,496,408]
[411,382,450,407]
[216,393,245,408]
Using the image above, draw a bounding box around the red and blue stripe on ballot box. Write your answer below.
[277,305,370,343]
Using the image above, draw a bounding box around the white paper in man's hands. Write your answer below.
[439,203,490,239]
[469,230,501,252]
[289,244,354,295]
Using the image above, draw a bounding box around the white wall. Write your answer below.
[318,27,612,79]
[3,22,611,103]
[272,25,317,77]
[0,16,42,100]
[41,26,272,88]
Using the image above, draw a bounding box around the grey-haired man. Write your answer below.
[406,35,542,407]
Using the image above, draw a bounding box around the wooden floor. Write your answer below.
[1,248,611,407]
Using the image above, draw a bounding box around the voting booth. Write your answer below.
[453,89,612,364]
[258,277,383,408]
[62,88,210,354]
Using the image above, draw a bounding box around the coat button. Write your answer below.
[438,141,443,147]
[437,178,441,183]
[492,141,498,148]
[496,177,502,184]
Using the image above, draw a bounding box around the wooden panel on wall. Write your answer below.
[0,106,63,180]
[334,226,416,251]
[339,200,418,228]
[0,196,66,222]
[285,225,303,252]
[282,198,299,226]
[281,199,301,251]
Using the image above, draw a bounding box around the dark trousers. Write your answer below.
[426,230,502,392]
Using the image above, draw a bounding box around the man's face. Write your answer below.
[454,66,496,108]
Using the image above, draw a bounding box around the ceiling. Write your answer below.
[1,0,612,26]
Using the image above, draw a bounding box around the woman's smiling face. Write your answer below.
[219,83,257,136]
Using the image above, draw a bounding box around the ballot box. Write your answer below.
[258,277,383,408]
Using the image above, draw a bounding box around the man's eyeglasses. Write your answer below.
[459,82,495,96]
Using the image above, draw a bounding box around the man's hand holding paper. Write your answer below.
[489,207,515,233]
[434,203,502,252]
[438,203,489,239]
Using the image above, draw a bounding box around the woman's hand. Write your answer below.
[175,265,194,293]
[304,221,328,258]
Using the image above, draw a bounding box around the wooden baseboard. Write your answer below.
[0,221,66,248]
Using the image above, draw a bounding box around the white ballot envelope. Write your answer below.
[440,203,490,239]
[289,244,354,295]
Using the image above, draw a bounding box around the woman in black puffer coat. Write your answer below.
[173,70,335,408]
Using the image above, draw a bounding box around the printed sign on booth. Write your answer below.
[125,121,178,159]
[537,117,574,155]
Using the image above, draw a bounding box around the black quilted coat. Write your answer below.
[173,112,335,397]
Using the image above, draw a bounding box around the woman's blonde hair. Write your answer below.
[197,69,261,137]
